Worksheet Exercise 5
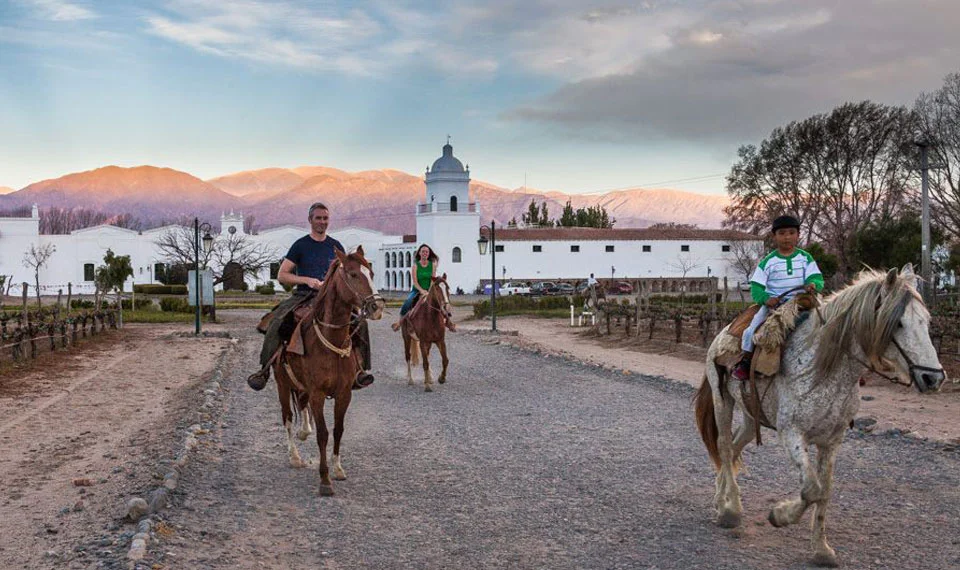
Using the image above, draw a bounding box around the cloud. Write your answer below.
[144,1,383,74]
[500,0,960,142]
[20,0,95,21]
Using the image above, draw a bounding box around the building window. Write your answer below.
[495,245,504,252]
[385,253,390,268]
[605,245,615,252]
[532,245,542,253]
[391,252,397,267]
[270,262,280,279]
[681,245,690,252]
[722,244,731,252]
[642,245,651,253]
[83,263,95,281]
[406,251,412,267]
[570,245,580,252]
[452,247,462,263]
[450,195,458,212]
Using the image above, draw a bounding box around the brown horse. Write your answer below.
[401,274,452,392]
[273,247,384,496]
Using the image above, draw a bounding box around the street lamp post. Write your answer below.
[194,218,214,335]
[477,220,497,331]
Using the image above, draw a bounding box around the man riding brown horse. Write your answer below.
[247,202,374,391]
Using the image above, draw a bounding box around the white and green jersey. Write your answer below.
[750,248,823,303]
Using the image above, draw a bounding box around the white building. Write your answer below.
[0,143,761,297]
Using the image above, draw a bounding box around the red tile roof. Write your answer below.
[492,227,759,241]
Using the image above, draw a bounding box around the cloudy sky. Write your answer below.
[1,0,958,194]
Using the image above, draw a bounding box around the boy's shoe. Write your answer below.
[247,368,270,391]
[731,358,751,381]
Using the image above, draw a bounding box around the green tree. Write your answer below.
[558,201,577,227]
[852,213,945,272]
[95,249,133,316]
[804,242,838,283]
[538,201,553,227]
[521,199,540,225]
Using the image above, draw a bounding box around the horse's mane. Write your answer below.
[812,269,923,377]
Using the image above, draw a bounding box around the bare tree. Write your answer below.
[725,101,916,279]
[725,240,766,285]
[154,227,278,286]
[915,72,960,241]
[668,254,701,310]
[22,243,56,308]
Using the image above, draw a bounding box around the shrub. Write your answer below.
[159,297,192,313]
[473,294,575,318]
[257,281,276,295]
[132,284,189,295]
[120,298,154,310]
[70,299,95,309]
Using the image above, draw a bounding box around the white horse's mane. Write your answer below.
[812,269,924,376]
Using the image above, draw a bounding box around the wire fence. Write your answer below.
[0,307,120,365]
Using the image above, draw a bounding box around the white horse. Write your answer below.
[694,265,946,567]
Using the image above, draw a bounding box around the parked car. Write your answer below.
[530,281,557,296]
[481,282,502,295]
[501,282,531,296]
[607,281,633,295]
[555,283,575,296]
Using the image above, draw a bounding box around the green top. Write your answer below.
[415,260,434,291]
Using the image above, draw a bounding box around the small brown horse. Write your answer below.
[273,247,384,495]
[401,274,452,392]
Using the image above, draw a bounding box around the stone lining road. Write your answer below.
[152,310,960,569]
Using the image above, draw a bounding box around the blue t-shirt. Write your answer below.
[285,235,345,293]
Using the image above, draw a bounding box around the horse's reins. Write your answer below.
[309,259,382,357]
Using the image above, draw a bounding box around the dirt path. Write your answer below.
[458,315,960,444]
[0,323,231,569]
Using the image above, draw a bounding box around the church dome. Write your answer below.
[430,143,465,173]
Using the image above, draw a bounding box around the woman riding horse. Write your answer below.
[392,243,455,332]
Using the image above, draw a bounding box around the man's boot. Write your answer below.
[247,367,271,391]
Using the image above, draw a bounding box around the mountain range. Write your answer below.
[0,166,729,234]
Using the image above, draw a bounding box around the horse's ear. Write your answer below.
[442,273,447,280]
[335,249,346,262]
[356,245,365,257]
[900,263,914,276]
[884,267,898,289]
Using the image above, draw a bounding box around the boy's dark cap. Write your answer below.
[772,215,801,232]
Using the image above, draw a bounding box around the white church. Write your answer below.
[0,143,760,297]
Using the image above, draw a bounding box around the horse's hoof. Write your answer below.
[289,458,306,469]
[318,484,335,497]
[333,473,347,481]
[811,551,838,567]
[424,385,433,393]
[768,509,786,528]
[296,432,310,442]
[407,379,415,386]
[717,511,741,528]
[438,376,446,384]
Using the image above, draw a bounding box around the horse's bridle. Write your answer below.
[857,293,945,388]
[312,260,383,333]
[421,280,451,316]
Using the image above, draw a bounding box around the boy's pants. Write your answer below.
[741,304,770,353]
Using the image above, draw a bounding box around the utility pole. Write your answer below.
[918,141,931,302]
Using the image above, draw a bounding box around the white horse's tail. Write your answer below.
[410,338,421,366]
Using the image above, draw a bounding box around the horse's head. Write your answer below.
[429,273,453,320]
[333,246,385,320]
[875,264,946,393]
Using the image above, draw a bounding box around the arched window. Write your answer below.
[390,272,396,290]
[385,252,390,268]
[391,252,397,268]
[405,251,412,267]
[406,272,411,289]
[450,195,458,212]
[452,247,462,263]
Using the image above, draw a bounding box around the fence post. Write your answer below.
[67,282,72,312]
[22,283,28,324]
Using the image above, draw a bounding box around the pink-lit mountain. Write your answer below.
[0,165,728,233]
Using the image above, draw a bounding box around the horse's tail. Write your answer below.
[410,338,421,366]
[694,374,721,470]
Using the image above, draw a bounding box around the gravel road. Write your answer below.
[152,310,960,570]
